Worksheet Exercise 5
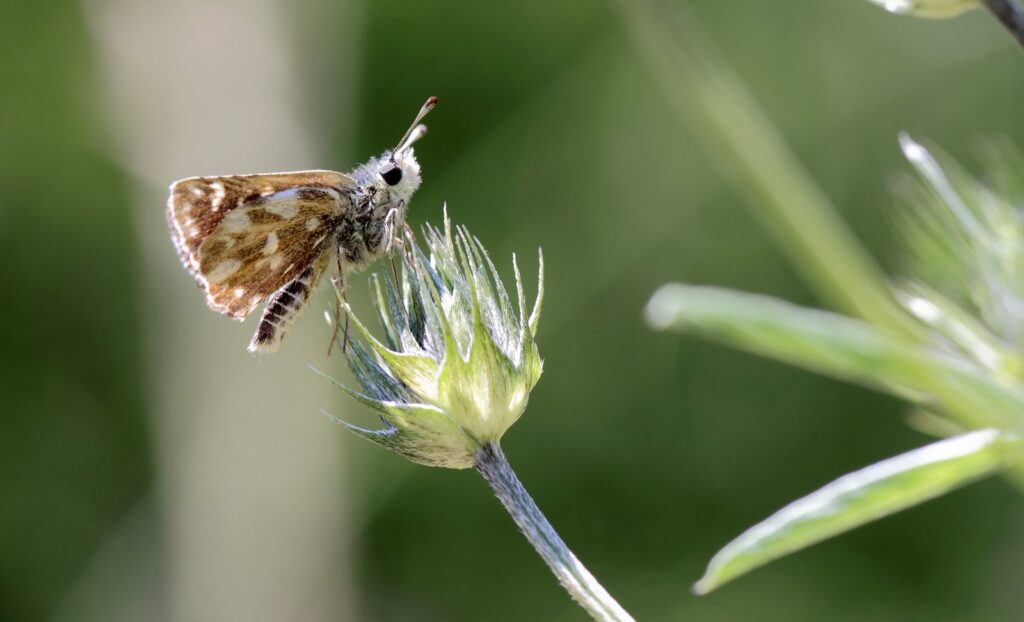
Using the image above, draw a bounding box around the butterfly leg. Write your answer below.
[341,282,351,353]
[384,203,403,254]
[249,261,324,354]
[382,204,412,317]
[326,255,351,355]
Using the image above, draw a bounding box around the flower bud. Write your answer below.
[321,210,543,469]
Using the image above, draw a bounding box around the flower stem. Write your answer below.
[474,443,636,622]
[617,0,924,342]
[982,0,1024,48]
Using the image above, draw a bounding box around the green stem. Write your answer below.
[982,0,1024,48]
[619,0,923,341]
[474,443,635,622]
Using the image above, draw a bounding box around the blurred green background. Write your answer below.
[3,0,1024,620]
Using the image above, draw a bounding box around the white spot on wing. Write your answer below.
[269,254,285,270]
[233,287,246,298]
[207,259,241,284]
[221,210,250,232]
[263,232,279,255]
[210,181,226,210]
[306,217,319,231]
[267,200,298,219]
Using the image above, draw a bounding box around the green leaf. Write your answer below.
[895,283,1020,380]
[645,284,1024,428]
[864,0,978,18]
[694,428,1017,594]
[618,0,920,340]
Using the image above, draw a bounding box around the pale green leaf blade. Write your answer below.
[645,284,1024,428]
[695,428,1015,594]
[864,0,978,18]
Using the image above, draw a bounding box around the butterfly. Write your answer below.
[167,96,437,353]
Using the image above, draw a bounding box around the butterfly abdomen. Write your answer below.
[248,258,328,353]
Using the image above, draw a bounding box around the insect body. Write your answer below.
[167,97,437,353]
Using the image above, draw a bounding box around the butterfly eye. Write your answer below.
[381,165,403,186]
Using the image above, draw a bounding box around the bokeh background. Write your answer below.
[3,1,1024,620]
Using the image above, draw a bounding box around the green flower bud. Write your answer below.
[866,0,978,17]
[320,211,543,469]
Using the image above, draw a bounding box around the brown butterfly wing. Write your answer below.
[167,170,352,280]
[197,188,345,318]
[166,171,354,319]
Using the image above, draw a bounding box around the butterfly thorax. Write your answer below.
[339,148,422,270]
[336,184,398,270]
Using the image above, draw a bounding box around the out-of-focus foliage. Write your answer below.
[895,137,1024,364]
[865,0,979,19]
[646,284,1023,429]
[641,0,1024,593]
[694,429,1014,594]
[4,0,1024,620]
[0,3,148,620]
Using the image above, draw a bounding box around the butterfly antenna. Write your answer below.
[393,96,438,154]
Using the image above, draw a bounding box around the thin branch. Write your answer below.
[982,0,1024,48]
[474,443,635,622]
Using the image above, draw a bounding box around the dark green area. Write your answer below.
[3,0,1024,620]
[0,2,149,620]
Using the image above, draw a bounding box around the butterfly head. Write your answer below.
[374,96,437,205]
[376,139,423,205]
